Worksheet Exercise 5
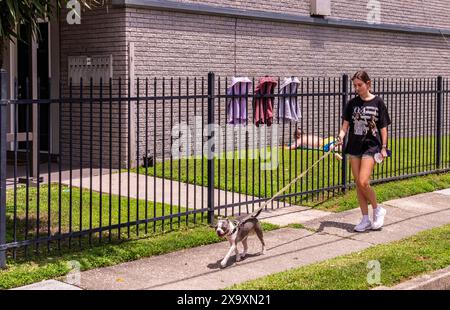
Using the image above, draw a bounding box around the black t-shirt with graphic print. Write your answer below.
[342,95,391,156]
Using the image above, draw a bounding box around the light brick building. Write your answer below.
[2,0,450,169]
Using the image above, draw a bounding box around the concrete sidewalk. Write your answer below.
[61,171,332,221]
[18,187,447,290]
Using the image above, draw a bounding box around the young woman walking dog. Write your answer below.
[337,70,391,232]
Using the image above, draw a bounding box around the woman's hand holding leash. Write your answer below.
[332,136,344,161]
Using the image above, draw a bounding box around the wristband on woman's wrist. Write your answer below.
[382,144,387,149]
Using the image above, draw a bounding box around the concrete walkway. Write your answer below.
[20,187,447,290]
[62,171,254,212]
[60,171,332,221]
[5,164,118,189]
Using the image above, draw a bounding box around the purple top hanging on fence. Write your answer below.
[278,77,301,123]
[227,77,252,125]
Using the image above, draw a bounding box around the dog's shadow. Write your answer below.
[207,252,261,269]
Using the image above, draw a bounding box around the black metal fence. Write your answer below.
[0,70,449,265]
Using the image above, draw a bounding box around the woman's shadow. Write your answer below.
[315,220,361,233]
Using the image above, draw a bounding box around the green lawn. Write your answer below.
[229,223,450,290]
[304,172,450,212]
[5,183,199,246]
[135,135,450,205]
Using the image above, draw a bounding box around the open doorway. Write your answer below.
[16,24,32,151]
[16,22,51,153]
[37,21,50,152]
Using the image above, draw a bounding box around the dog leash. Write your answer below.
[240,140,342,223]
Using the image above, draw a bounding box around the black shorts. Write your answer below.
[347,147,379,159]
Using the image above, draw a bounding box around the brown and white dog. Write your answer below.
[215,209,266,268]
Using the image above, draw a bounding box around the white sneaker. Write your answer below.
[372,207,387,230]
[354,218,372,232]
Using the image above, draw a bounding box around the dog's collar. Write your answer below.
[227,220,240,235]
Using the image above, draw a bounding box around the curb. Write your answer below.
[9,279,82,290]
[373,266,450,290]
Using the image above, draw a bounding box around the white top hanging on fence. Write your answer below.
[278,76,301,123]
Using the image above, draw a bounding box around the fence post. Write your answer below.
[436,76,443,170]
[0,69,8,268]
[341,74,348,193]
[207,72,215,225]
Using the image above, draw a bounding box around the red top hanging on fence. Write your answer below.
[254,76,277,127]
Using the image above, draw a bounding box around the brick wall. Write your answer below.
[59,5,130,168]
[56,1,450,169]
[173,0,450,30]
[125,6,450,78]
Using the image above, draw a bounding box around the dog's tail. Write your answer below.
[252,208,263,218]
[238,208,263,226]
